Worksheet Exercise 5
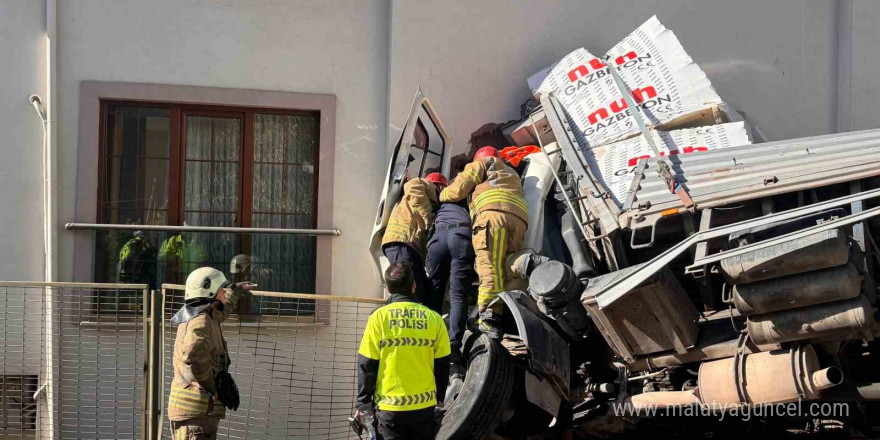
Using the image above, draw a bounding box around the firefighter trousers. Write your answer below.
[472,211,527,314]
[171,417,219,440]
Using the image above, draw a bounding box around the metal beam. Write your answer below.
[65,223,341,236]
[686,204,880,271]
[593,187,880,309]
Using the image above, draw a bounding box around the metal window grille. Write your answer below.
[0,375,38,431]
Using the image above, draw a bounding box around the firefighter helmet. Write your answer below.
[424,172,448,188]
[473,146,499,160]
[229,254,252,275]
[184,267,231,302]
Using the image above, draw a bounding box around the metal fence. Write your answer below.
[0,281,148,440]
[0,281,383,440]
[159,285,383,440]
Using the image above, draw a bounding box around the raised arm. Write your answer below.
[439,160,486,203]
[406,179,436,229]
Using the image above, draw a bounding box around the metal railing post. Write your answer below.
[141,288,150,440]
[146,289,163,440]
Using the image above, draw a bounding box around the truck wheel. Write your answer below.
[436,331,516,440]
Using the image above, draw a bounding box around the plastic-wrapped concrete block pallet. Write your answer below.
[528,16,754,205]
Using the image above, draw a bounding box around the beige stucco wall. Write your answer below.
[388,0,845,156]
[0,0,47,281]
[55,0,391,298]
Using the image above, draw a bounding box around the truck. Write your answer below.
[370,88,880,439]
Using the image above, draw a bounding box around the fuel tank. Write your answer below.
[731,263,861,315]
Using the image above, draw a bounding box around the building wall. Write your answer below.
[2,1,880,439]
[57,0,392,298]
[3,0,880,298]
[847,0,880,131]
[388,0,845,154]
[0,0,46,281]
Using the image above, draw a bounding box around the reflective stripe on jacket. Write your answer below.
[381,178,439,258]
[439,157,527,223]
[168,385,225,419]
[358,298,451,411]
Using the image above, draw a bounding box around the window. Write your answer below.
[411,117,445,177]
[95,102,319,314]
[0,375,37,432]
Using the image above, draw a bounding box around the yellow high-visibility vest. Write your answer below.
[359,300,451,411]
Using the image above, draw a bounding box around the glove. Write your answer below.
[214,371,240,410]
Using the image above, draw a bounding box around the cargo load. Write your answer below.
[528,15,732,147]
[589,121,751,205]
[527,15,753,205]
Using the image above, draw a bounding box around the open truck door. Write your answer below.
[369,89,451,282]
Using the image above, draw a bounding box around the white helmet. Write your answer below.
[229,254,252,275]
[185,267,230,302]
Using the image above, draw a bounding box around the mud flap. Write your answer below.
[498,290,570,416]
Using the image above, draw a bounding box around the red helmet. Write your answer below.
[424,172,448,188]
[473,146,499,160]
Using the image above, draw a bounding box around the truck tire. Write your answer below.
[436,331,516,440]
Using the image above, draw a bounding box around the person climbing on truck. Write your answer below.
[381,172,448,311]
[425,154,476,378]
[439,146,529,339]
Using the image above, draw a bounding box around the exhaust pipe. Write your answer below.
[698,344,843,406]
[812,367,844,391]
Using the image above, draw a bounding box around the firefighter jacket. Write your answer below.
[357,294,451,412]
[116,235,157,287]
[167,290,241,421]
[381,178,440,258]
[439,157,528,223]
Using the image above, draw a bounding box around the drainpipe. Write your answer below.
[34,0,59,438]
[45,0,57,285]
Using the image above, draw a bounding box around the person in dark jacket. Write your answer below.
[425,154,476,375]
[356,262,451,439]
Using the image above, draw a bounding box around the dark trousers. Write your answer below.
[383,243,432,310]
[377,407,435,440]
[425,228,476,353]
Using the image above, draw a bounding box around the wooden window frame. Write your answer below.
[97,100,321,233]
[75,82,336,304]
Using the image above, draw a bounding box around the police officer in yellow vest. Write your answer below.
[168,267,253,439]
[356,261,451,439]
[439,146,530,339]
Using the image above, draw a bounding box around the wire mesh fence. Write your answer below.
[160,284,384,440]
[0,282,148,440]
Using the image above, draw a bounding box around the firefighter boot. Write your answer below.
[477,305,504,341]
[446,349,466,403]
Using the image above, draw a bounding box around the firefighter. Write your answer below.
[381,172,448,312]
[355,261,450,439]
[439,146,528,339]
[117,230,157,289]
[425,155,475,375]
[168,267,253,440]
